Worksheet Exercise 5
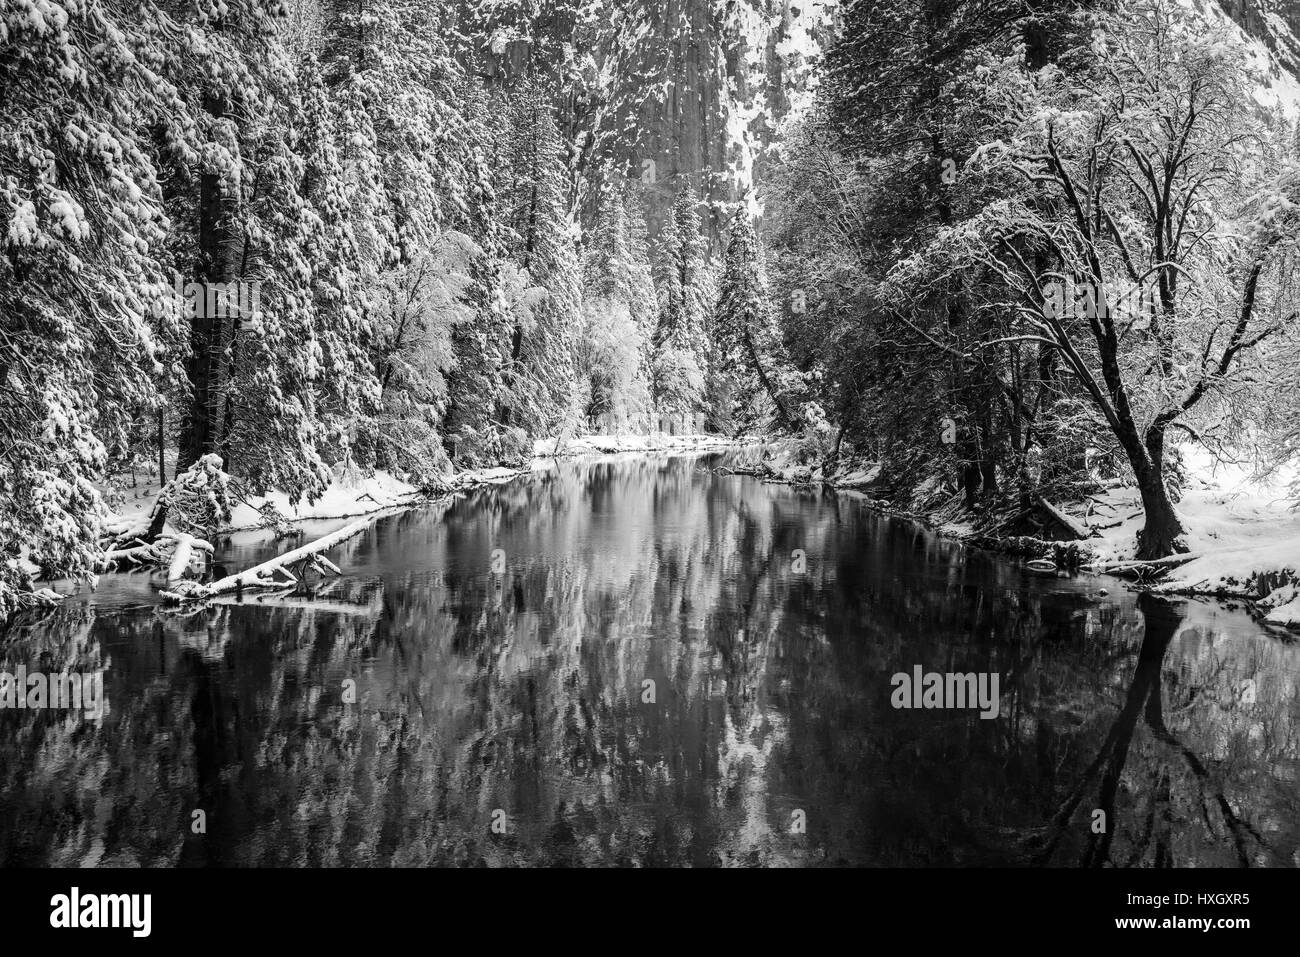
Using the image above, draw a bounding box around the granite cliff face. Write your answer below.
[1201,0,1300,123]
[458,0,1297,243]
[459,0,834,243]
[1218,0,1300,77]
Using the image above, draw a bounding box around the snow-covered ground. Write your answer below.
[101,468,419,538]
[1040,448,1300,626]
[229,470,417,528]
[533,432,741,457]
[227,463,530,528]
[103,462,535,541]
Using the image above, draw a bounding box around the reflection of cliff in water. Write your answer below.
[0,454,1296,866]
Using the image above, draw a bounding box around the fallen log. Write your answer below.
[1035,494,1090,541]
[161,509,398,604]
[1085,551,1203,573]
[161,532,214,582]
[101,540,161,569]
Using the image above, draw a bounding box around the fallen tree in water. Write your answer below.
[101,532,215,579]
[160,509,400,604]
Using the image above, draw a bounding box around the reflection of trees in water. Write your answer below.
[0,455,1297,866]
[1023,595,1299,867]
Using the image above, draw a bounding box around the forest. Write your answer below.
[2,0,1299,619]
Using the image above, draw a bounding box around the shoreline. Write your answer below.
[702,443,1299,632]
[27,441,1300,633]
[808,472,1300,634]
[25,438,740,610]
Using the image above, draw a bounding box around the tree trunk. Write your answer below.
[979,458,998,500]
[178,91,232,475]
[1131,425,1187,560]
[157,94,230,542]
[743,328,795,431]
[1135,469,1185,560]
[157,408,166,486]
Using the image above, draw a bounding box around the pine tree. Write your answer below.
[441,84,516,466]
[0,0,195,612]
[650,184,712,420]
[715,208,795,432]
[499,84,582,440]
[580,167,655,429]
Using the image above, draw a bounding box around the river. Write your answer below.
[0,452,1296,866]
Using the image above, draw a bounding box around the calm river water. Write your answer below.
[0,453,1296,866]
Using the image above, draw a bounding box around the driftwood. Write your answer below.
[1085,551,1203,573]
[100,533,213,578]
[1035,494,1090,540]
[160,509,397,604]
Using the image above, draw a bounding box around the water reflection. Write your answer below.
[0,454,1296,866]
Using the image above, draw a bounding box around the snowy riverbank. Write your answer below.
[203,433,738,530]
[65,436,735,604]
[67,435,1300,630]
[232,439,1300,630]
[812,447,1300,630]
[1066,461,1300,629]
[532,432,742,457]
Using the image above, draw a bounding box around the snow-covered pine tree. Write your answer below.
[163,0,300,478]
[311,0,490,481]
[715,207,796,432]
[625,194,659,427]
[441,82,517,467]
[498,83,583,443]
[650,184,712,422]
[0,0,195,612]
[579,166,654,430]
[219,54,377,502]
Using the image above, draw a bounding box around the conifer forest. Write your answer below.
[2,0,1300,903]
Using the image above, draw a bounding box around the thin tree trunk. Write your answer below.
[157,408,166,486]
[743,328,795,431]
[178,86,234,468]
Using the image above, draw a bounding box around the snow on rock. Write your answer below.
[1186,0,1300,119]
[834,465,883,488]
[161,532,213,582]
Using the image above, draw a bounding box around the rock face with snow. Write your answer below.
[465,0,834,241]
[1202,0,1300,116]
[1218,0,1300,77]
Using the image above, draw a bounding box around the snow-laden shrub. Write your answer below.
[161,455,234,538]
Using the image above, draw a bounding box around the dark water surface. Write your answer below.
[1,453,1297,866]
